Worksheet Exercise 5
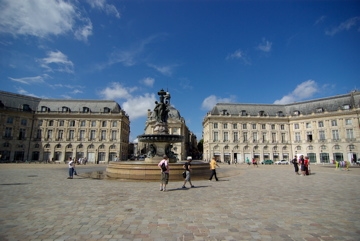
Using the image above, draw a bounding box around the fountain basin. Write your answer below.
[137,134,183,143]
[106,161,210,181]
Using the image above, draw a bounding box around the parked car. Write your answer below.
[261,160,274,165]
[275,160,289,165]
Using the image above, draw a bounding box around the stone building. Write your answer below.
[0,91,130,163]
[202,91,360,164]
[137,92,198,161]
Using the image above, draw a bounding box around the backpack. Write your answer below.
[161,162,167,172]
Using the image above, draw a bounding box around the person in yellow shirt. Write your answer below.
[209,157,220,181]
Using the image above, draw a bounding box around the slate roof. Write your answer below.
[38,99,122,113]
[0,90,122,113]
[0,91,41,112]
[209,91,360,116]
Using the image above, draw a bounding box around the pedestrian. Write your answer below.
[182,156,195,188]
[67,158,77,179]
[252,158,258,167]
[292,155,299,175]
[158,155,169,191]
[304,156,310,175]
[299,155,306,176]
[246,157,250,166]
[209,157,220,181]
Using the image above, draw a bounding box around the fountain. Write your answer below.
[106,89,209,181]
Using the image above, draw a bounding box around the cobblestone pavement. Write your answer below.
[0,163,359,241]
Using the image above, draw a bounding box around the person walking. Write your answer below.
[246,157,250,166]
[182,157,194,188]
[252,158,258,167]
[67,158,77,179]
[299,155,306,176]
[209,157,220,181]
[158,155,169,191]
[292,155,300,175]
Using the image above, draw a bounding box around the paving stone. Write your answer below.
[0,163,360,240]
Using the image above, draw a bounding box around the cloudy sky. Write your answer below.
[1,0,359,141]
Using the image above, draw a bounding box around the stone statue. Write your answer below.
[165,144,176,159]
[147,144,156,158]
[153,89,170,123]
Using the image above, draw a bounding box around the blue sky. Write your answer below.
[1,0,359,142]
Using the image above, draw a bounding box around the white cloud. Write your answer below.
[141,77,155,87]
[122,94,157,120]
[148,64,175,76]
[16,87,39,97]
[8,74,50,84]
[257,38,272,52]
[98,82,157,120]
[98,82,137,100]
[87,0,120,18]
[201,95,236,110]
[99,35,165,69]
[273,80,318,104]
[314,15,326,26]
[0,0,92,42]
[74,19,93,42]
[325,16,360,36]
[38,50,74,73]
[226,49,250,64]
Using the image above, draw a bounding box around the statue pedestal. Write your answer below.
[153,122,168,134]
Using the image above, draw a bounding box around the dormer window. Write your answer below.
[62,106,70,113]
[316,107,323,113]
[104,107,110,113]
[241,110,247,116]
[83,107,90,113]
[41,106,50,112]
[277,111,284,117]
[259,111,265,116]
[342,104,350,110]
[293,110,300,116]
[23,104,31,111]
[221,109,227,115]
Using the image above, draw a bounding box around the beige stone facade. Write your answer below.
[0,91,130,163]
[136,106,198,161]
[202,91,360,164]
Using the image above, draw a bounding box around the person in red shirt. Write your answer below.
[304,156,310,175]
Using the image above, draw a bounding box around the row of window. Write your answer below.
[4,128,120,141]
[294,119,352,129]
[295,129,354,141]
[5,117,122,128]
[212,119,353,130]
[2,142,120,150]
[212,131,288,142]
[42,119,118,128]
[40,106,112,113]
[213,123,287,130]
[220,104,351,118]
[211,129,355,142]
[5,117,28,125]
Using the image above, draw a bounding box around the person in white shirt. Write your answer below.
[158,155,169,191]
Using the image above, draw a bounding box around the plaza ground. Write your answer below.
[0,162,359,241]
